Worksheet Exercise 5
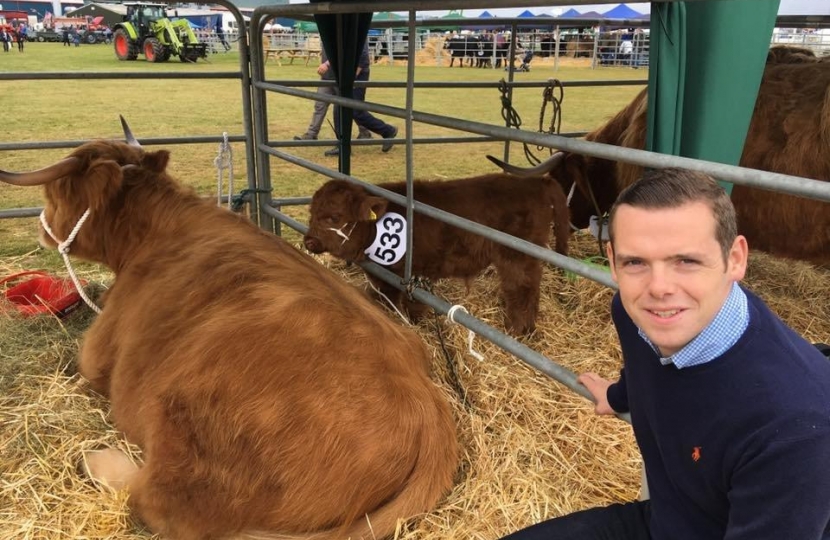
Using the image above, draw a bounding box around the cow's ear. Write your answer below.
[81,160,124,213]
[359,196,388,221]
[141,150,170,173]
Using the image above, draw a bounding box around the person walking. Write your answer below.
[16,24,25,52]
[500,168,830,540]
[323,41,398,157]
[294,47,373,143]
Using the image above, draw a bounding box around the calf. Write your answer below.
[0,125,458,540]
[303,175,570,335]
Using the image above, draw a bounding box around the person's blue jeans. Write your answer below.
[499,501,651,540]
[333,72,396,139]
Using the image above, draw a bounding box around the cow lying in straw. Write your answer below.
[303,176,570,335]
[0,120,458,540]
[488,47,830,267]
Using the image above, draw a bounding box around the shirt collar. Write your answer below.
[638,282,749,369]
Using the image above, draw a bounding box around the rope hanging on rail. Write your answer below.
[498,78,565,167]
[214,132,233,210]
[539,78,564,145]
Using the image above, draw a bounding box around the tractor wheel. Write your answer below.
[113,29,138,61]
[86,33,97,44]
[144,37,167,63]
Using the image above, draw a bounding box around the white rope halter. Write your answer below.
[329,222,357,245]
[39,209,102,314]
[447,305,484,361]
[215,132,233,210]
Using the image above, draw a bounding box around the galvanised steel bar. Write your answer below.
[1,195,244,220]
[0,136,248,153]
[262,79,648,89]
[404,11,418,284]
[248,7,277,234]
[271,133,589,147]
[259,82,830,203]
[254,0,733,19]
[501,22,519,165]
[0,208,41,219]
[261,145,616,288]
[0,72,240,81]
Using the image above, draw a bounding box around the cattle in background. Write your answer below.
[488,52,830,267]
[443,34,479,67]
[562,33,594,58]
[303,175,570,335]
[0,128,458,540]
[765,44,820,64]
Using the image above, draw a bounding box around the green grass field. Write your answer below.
[0,41,646,271]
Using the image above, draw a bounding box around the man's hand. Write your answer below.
[317,61,329,77]
[577,372,616,415]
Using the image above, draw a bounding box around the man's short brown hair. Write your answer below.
[608,168,738,262]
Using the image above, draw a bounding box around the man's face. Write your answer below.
[607,202,748,357]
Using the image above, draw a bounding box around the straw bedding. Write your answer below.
[1,232,827,539]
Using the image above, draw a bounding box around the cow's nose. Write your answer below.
[303,235,322,253]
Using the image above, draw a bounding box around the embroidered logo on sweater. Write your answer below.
[692,447,702,462]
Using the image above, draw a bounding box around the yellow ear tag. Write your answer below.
[369,210,377,221]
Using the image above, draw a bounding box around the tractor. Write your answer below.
[112,3,207,63]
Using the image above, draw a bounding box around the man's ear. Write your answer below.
[606,241,618,283]
[358,196,388,222]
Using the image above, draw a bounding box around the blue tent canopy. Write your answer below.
[517,10,537,18]
[560,8,582,18]
[602,4,643,19]
[479,11,494,18]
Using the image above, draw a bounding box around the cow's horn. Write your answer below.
[0,157,81,186]
[120,115,141,147]
[487,151,566,177]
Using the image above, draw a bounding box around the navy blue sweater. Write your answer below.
[607,288,830,539]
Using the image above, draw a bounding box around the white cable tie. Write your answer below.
[447,305,484,362]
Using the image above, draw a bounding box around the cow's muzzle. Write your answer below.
[303,235,324,254]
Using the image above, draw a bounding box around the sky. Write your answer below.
[286,1,830,17]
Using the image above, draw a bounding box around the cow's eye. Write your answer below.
[325,214,341,224]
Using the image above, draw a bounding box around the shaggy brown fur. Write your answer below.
[28,141,459,540]
[534,57,830,267]
[303,175,570,335]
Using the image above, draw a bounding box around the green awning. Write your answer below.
[293,20,318,33]
[647,0,780,194]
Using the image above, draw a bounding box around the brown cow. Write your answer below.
[0,128,458,540]
[302,175,570,335]
[489,54,830,267]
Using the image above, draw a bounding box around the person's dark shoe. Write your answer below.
[293,133,317,141]
[324,147,340,157]
[356,131,373,140]
[381,126,398,153]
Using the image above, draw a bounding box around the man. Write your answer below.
[502,168,830,540]
[322,40,398,157]
[294,47,373,143]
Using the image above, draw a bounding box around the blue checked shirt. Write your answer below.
[638,282,749,368]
